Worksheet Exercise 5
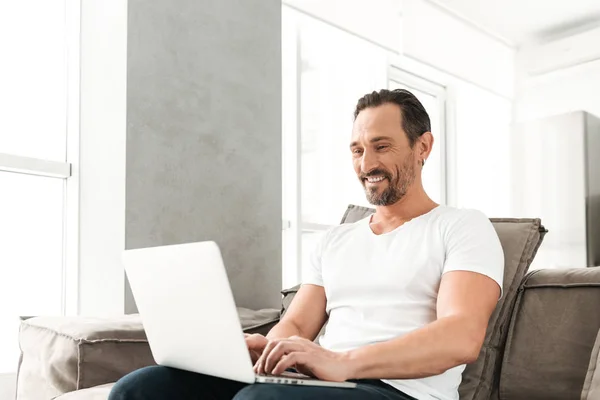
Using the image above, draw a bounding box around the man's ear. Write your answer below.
[419,132,434,163]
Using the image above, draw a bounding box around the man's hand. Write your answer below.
[253,336,353,382]
[245,333,268,364]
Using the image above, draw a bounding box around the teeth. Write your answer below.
[367,176,384,183]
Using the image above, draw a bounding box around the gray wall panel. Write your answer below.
[125,0,282,311]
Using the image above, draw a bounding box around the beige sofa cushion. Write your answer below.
[17,315,154,400]
[53,384,114,400]
[500,268,600,400]
[17,309,279,400]
[339,205,547,400]
[582,329,600,400]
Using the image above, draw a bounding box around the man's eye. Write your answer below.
[352,149,363,154]
[377,145,389,150]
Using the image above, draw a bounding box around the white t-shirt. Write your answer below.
[303,206,504,400]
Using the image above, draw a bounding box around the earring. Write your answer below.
[421,159,426,167]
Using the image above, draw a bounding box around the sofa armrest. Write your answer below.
[17,315,154,400]
[17,308,280,400]
[500,267,600,400]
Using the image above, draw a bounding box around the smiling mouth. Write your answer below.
[364,176,386,184]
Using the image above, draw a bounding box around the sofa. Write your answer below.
[14,205,600,400]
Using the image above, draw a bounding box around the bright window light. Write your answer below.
[0,172,64,373]
[0,1,67,162]
[298,13,388,226]
[0,0,70,374]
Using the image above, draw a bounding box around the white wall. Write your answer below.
[401,0,516,217]
[515,24,600,122]
[286,0,516,98]
[515,59,600,122]
[513,35,600,269]
[402,0,515,99]
[77,0,127,316]
[393,56,513,217]
[511,112,591,269]
[0,373,15,400]
[283,0,402,52]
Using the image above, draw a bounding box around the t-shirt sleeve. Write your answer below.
[301,230,330,287]
[443,210,505,299]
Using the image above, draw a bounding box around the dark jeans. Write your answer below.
[108,365,417,400]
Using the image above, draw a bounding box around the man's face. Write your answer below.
[350,103,418,206]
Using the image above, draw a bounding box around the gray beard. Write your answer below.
[364,158,415,206]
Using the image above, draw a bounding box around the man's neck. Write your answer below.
[370,189,438,235]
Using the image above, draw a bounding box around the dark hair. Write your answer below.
[354,89,431,147]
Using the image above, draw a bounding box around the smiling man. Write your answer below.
[110,89,504,400]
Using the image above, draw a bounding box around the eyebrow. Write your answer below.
[349,136,393,148]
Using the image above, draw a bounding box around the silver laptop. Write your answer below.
[123,241,356,388]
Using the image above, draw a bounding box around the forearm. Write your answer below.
[345,315,481,380]
[266,320,304,340]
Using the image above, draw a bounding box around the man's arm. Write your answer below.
[266,284,328,341]
[344,270,500,379]
[261,270,500,380]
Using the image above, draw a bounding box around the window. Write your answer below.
[282,6,448,288]
[0,0,79,374]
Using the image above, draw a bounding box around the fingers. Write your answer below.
[246,334,268,367]
[271,352,308,376]
[254,337,307,375]
[264,341,304,374]
[249,349,261,365]
[254,339,278,375]
[245,333,265,342]
[254,337,281,374]
[246,334,268,354]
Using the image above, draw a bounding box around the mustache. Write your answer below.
[359,168,393,181]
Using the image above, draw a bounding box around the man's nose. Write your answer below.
[360,150,378,174]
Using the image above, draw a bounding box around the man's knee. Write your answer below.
[108,366,172,400]
[233,385,298,400]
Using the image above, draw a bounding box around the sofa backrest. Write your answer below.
[499,267,600,400]
[339,205,547,400]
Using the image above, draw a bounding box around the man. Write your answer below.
[110,89,504,400]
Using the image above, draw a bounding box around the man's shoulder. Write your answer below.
[432,206,494,236]
[434,205,490,223]
[437,206,495,244]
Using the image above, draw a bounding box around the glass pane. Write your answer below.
[0,0,68,162]
[298,15,388,225]
[0,172,64,373]
[388,82,444,203]
[300,230,326,282]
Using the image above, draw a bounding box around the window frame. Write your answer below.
[63,0,81,316]
[0,0,81,317]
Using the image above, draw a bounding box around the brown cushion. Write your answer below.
[500,268,600,400]
[339,205,547,400]
[462,218,546,400]
[582,329,600,400]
